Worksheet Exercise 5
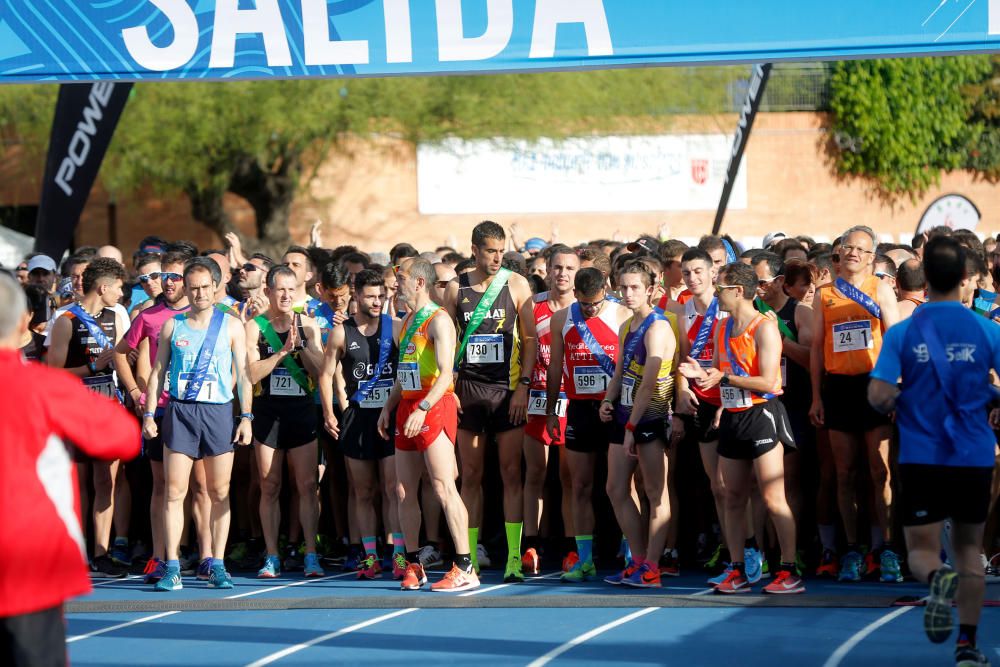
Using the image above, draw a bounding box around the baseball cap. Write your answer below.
[524,237,548,253]
[27,255,57,274]
[762,232,786,249]
[627,236,659,255]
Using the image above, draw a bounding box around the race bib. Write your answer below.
[177,372,220,403]
[528,389,567,418]
[621,376,637,408]
[720,385,752,410]
[84,375,116,400]
[466,334,504,364]
[780,357,787,388]
[398,362,421,392]
[270,368,305,397]
[359,379,393,409]
[573,366,609,395]
[832,320,873,353]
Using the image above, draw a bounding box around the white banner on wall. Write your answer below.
[417,135,748,215]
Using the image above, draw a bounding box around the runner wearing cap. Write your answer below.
[26,255,58,294]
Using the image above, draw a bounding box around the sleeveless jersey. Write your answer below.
[716,314,782,412]
[683,298,728,407]
[399,308,453,400]
[615,314,675,425]
[61,307,118,399]
[561,303,621,401]
[456,272,520,388]
[253,316,311,402]
[342,316,398,410]
[819,275,883,375]
[168,314,234,404]
[530,292,565,393]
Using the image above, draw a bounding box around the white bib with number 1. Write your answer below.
[832,320,873,353]
[573,366,608,395]
[466,334,504,364]
[720,385,752,410]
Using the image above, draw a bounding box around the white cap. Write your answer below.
[26,255,57,273]
[762,232,786,249]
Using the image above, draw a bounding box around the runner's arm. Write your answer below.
[143,318,175,409]
[781,337,810,368]
[424,310,458,408]
[135,339,152,394]
[877,280,900,331]
[795,303,814,348]
[625,320,674,427]
[443,278,460,321]
[45,316,90,378]
[868,325,902,414]
[298,316,325,378]
[230,317,253,416]
[603,322,628,404]
[727,319,781,394]
[245,318,287,384]
[319,322,346,422]
[546,308,567,410]
[809,298,826,399]
[113,316,142,399]
[516,283,539,385]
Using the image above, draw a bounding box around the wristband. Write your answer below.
[239,413,254,422]
[87,360,97,375]
[625,422,636,432]
[601,398,614,406]
[142,412,155,419]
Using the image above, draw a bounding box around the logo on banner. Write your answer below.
[691,159,708,185]
[54,83,117,197]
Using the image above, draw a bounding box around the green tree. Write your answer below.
[828,57,991,199]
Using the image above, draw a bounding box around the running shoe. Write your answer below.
[562,551,579,573]
[864,549,880,579]
[357,555,382,580]
[816,548,838,578]
[714,568,750,594]
[880,549,904,583]
[522,547,541,576]
[744,548,763,585]
[838,550,863,582]
[659,549,680,577]
[342,546,361,572]
[196,557,212,581]
[703,543,725,573]
[476,544,492,568]
[924,565,959,644]
[178,552,199,575]
[228,542,249,564]
[760,555,771,579]
[401,562,427,591]
[285,544,305,572]
[986,553,1000,583]
[143,557,167,584]
[955,644,990,666]
[503,554,525,583]
[90,555,128,579]
[763,569,805,595]
[208,564,234,589]
[708,564,734,587]
[153,567,183,592]
[561,560,597,583]
[110,540,130,567]
[257,555,281,579]
[392,553,408,580]
[417,545,443,568]
[304,553,325,578]
[795,550,808,576]
[623,562,662,589]
[605,562,638,585]
[431,565,480,592]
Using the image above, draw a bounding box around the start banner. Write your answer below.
[0,1,999,83]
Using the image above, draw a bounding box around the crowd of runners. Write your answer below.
[4,220,1000,666]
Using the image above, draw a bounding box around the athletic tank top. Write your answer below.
[561,303,620,401]
[716,314,782,412]
[399,307,453,400]
[168,313,234,404]
[342,316,398,409]
[253,315,311,402]
[456,272,520,388]
[615,314,675,424]
[683,298,728,407]
[819,275,883,375]
[61,307,117,374]
[775,297,810,408]
[530,292,565,393]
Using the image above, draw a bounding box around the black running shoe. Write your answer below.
[955,644,990,666]
[90,555,128,579]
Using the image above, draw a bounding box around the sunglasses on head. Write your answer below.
[137,272,161,283]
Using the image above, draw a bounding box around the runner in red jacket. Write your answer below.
[0,273,140,667]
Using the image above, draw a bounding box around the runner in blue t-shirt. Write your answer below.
[869,235,1000,667]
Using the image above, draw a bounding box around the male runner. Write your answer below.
[377,257,479,592]
[283,245,322,315]
[896,259,927,320]
[443,221,535,581]
[600,260,677,589]
[246,265,326,579]
[809,225,901,583]
[868,235,999,667]
[46,258,131,578]
[321,269,405,580]
[521,245,578,575]
[143,257,254,592]
[546,268,631,583]
[679,262,803,595]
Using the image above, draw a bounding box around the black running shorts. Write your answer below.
[899,464,994,526]
[339,405,394,461]
[564,399,611,454]
[717,399,796,461]
[252,399,317,450]
[821,372,890,433]
[456,376,518,434]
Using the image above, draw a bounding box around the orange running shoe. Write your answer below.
[401,562,427,591]
[562,551,579,573]
[815,548,838,578]
[522,548,541,576]
[763,569,805,595]
[430,565,480,592]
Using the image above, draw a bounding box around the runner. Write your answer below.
[679,261,803,595]
[377,257,479,592]
[46,258,131,578]
[246,265,326,580]
[320,269,404,580]
[283,245,322,315]
[142,257,254,592]
[809,225,901,583]
[657,239,692,309]
[868,235,999,667]
[896,258,927,320]
[600,260,678,589]
[131,252,163,315]
[521,245,579,575]
[546,267,630,583]
[443,221,535,581]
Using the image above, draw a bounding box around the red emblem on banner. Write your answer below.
[691,159,709,185]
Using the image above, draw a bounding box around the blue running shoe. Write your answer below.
[622,562,662,588]
[708,564,734,587]
[143,558,167,584]
[880,549,904,583]
[744,548,763,584]
[208,564,234,589]
[343,547,361,572]
[257,555,281,579]
[604,561,637,585]
[153,567,182,592]
[838,551,863,582]
[197,557,212,581]
[110,539,130,567]
[304,553,325,578]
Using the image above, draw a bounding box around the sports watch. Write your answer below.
[418,399,432,412]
